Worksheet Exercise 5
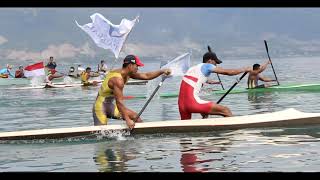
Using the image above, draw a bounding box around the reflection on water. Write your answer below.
[93,142,136,172]
[179,138,227,172]
[247,91,277,112]
[1,127,320,172]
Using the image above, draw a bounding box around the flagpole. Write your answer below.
[135,52,190,121]
[135,76,167,120]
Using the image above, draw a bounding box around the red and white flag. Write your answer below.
[24,62,45,78]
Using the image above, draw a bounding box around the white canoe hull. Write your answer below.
[0,108,320,140]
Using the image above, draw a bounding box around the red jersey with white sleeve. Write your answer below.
[178,63,216,120]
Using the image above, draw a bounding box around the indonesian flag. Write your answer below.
[24,62,45,78]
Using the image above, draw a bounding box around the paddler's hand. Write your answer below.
[161,69,171,76]
[126,119,135,130]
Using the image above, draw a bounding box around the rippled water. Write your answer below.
[0,56,320,172]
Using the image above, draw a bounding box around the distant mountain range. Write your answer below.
[1,8,320,65]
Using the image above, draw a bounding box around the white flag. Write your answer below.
[75,13,138,58]
[161,53,191,77]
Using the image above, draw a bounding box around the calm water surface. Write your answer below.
[0,56,320,172]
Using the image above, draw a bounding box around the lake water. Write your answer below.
[0,56,320,172]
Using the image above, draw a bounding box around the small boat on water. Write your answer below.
[7,79,149,90]
[0,77,148,87]
[125,83,320,99]
[0,74,72,86]
[0,77,64,86]
[0,108,319,140]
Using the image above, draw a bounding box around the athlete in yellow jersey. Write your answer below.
[93,55,171,129]
[247,60,276,89]
[80,67,99,86]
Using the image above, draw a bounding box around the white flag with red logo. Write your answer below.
[24,62,45,78]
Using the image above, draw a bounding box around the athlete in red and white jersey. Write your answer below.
[178,51,251,120]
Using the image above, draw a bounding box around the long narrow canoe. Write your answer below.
[0,77,65,86]
[7,79,149,90]
[7,82,93,90]
[0,108,320,140]
[126,83,320,99]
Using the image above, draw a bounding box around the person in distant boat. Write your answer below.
[98,60,108,73]
[46,56,57,70]
[15,65,26,78]
[247,60,277,89]
[80,67,99,86]
[178,51,251,120]
[45,69,64,86]
[0,64,15,78]
[68,66,78,78]
[92,55,171,129]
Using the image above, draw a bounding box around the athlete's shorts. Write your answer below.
[93,96,122,125]
[178,77,214,120]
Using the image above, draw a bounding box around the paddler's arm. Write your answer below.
[259,76,275,82]
[213,66,251,76]
[206,79,221,84]
[90,72,100,77]
[258,60,271,73]
[111,78,135,130]
[130,69,171,80]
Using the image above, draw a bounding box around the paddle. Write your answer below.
[215,71,225,90]
[207,45,224,90]
[135,75,167,120]
[264,40,280,86]
[217,72,248,104]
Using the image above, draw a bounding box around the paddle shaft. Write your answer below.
[207,45,224,90]
[264,40,280,86]
[216,73,225,90]
[135,77,166,120]
[217,72,248,104]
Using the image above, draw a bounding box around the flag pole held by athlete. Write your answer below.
[135,52,192,121]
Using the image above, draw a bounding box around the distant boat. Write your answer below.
[0,77,64,86]
[0,77,148,87]
[124,83,320,99]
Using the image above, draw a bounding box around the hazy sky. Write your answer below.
[0,8,320,64]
